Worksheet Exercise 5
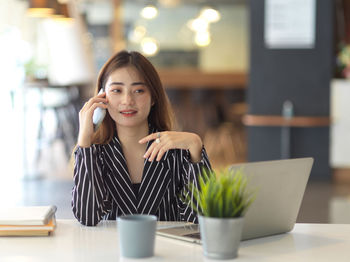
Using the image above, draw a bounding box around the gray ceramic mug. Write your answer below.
[117,214,157,258]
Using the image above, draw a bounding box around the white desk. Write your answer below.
[0,220,350,261]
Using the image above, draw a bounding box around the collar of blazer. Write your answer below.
[105,127,173,216]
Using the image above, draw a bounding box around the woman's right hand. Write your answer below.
[77,91,108,147]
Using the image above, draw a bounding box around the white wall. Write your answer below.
[330,79,350,168]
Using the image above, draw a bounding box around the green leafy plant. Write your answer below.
[183,168,255,218]
[337,43,350,78]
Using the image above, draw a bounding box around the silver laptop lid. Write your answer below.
[156,157,314,242]
[230,157,314,240]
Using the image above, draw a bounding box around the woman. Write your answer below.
[72,50,211,226]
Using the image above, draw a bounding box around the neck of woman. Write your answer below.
[116,122,149,146]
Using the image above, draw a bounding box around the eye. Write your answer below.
[111,88,122,93]
[135,89,145,94]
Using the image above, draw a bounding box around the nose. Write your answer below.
[121,92,134,105]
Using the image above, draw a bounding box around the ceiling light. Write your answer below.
[195,31,211,47]
[199,7,221,23]
[27,0,55,18]
[141,37,159,56]
[187,18,208,32]
[140,5,158,19]
[129,26,147,43]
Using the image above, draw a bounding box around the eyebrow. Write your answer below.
[109,81,146,86]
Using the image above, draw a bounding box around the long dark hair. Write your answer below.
[92,50,174,144]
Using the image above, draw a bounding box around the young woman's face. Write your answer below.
[105,66,153,129]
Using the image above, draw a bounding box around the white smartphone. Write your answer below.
[92,88,107,131]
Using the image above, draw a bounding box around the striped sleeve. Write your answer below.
[177,147,211,223]
[71,145,111,226]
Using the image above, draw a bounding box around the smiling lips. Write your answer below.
[120,110,137,117]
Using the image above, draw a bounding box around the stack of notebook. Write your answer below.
[0,205,57,236]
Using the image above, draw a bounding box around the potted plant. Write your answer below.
[183,168,255,260]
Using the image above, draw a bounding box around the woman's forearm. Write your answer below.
[72,147,108,226]
[188,133,203,163]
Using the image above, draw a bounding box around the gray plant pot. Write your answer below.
[198,215,244,260]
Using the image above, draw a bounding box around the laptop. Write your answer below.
[157,157,314,243]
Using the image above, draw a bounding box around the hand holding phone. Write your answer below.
[92,89,107,131]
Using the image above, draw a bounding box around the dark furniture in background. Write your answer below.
[247,0,334,179]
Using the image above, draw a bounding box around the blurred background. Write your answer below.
[0,0,350,223]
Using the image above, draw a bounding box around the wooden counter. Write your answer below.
[158,69,246,89]
[243,115,331,127]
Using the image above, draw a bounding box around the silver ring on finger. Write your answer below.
[156,132,161,144]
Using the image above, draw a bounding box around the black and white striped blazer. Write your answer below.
[72,127,211,226]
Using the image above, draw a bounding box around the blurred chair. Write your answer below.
[35,84,80,162]
[203,100,247,169]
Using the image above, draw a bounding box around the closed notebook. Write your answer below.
[0,205,57,226]
[0,217,56,236]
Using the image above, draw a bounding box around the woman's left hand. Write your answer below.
[139,131,203,163]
